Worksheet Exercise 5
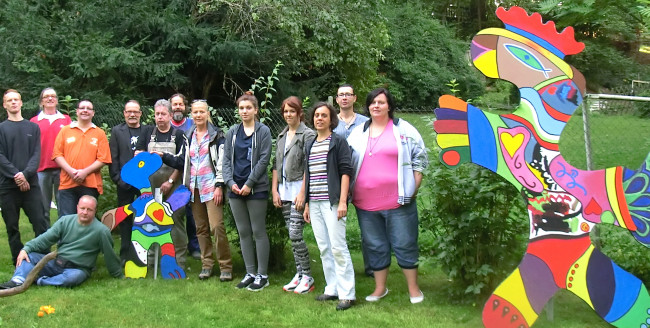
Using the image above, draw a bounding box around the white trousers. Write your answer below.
[309,200,356,300]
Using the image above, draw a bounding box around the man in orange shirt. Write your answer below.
[52,100,111,218]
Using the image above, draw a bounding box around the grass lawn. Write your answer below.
[0,209,612,328]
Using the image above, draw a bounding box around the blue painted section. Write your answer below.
[467,104,498,172]
[133,226,172,237]
[435,107,467,120]
[504,24,565,58]
[520,88,565,136]
[604,262,642,322]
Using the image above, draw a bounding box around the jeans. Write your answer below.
[0,187,50,264]
[13,252,89,288]
[309,200,355,300]
[191,194,232,272]
[58,186,99,218]
[37,168,60,223]
[356,201,419,270]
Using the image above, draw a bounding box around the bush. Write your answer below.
[418,155,528,300]
[600,225,650,284]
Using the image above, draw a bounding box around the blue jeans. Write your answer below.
[13,252,89,287]
[37,168,61,222]
[356,201,419,270]
[58,186,99,218]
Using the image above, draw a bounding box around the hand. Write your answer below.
[16,249,29,267]
[152,151,164,157]
[66,168,78,179]
[73,168,89,184]
[231,184,241,195]
[213,187,223,206]
[18,183,30,192]
[160,181,173,195]
[294,192,305,212]
[240,185,251,196]
[337,202,347,220]
[303,203,310,224]
[272,191,282,208]
[13,172,27,185]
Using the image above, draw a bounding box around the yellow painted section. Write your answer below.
[566,245,595,309]
[605,168,626,229]
[125,260,147,279]
[493,269,539,326]
[473,50,499,78]
[437,134,469,148]
[146,201,174,226]
[477,28,573,78]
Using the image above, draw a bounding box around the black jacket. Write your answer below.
[303,132,353,206]
[109,123,147,190]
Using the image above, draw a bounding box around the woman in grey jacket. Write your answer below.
[222,92,272,291]
[271,96,316,294]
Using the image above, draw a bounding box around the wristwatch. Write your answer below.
[168,178,174,184]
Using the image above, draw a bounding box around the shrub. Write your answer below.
[418,154,528,300]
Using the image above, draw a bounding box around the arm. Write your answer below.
[222,128,235,189]
[338,174,349,220]
[160,169,181,196]
[100,228,123,278]
[108,127,122,184]
[22,125,41,182]
[54,156,77,178]
[271,169,281,208]
[73,160,105,184]
[160,131,186,170]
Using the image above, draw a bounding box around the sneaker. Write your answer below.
[236,274,255,289]
[315,294,338,301]
[219,271,233,282]
[293,275,314,294]
[0,280,20,289]
[336,299,354,311]
[247,274,269,291]
[198,268,212,280]
[282,273,301,292]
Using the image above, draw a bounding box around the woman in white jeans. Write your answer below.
[302,102,355,311]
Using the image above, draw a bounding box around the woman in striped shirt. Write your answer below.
[302,102,356,311]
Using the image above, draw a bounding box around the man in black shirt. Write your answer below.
[0,89,50,265]
[109,100,147,263]
[134,99,188,268]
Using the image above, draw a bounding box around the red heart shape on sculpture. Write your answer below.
[153,209,164,222]
[584,198,602,215]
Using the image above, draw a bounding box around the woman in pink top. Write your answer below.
[347,88,429,304]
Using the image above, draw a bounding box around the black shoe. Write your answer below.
[336,299,354,311]
[236,274,256,289]
[247,274,269,291]
[0,280,20,290]
[315,294,338,301]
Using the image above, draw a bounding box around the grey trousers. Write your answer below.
[229,198,269,276]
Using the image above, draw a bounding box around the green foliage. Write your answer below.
[378,2,484,107]
[419,148,528,299]
[600,225,650,283]
[250,61,283,124]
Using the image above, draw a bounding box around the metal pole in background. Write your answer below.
[582,95,594,171]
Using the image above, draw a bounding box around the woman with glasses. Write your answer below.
[271,96,316,294]
[222,91,272,291]
[183,100,233,282]
[347,88,428,304]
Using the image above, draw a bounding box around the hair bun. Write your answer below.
[244,90,254,96]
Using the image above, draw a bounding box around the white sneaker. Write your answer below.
[50,201,57,209]
[283,273,301,292]
[294,275,314,294]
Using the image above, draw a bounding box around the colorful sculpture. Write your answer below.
[102,152,189,279]
[434,6,650,328]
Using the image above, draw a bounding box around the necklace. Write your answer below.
[367,126,380,157]
[338,112,356,128]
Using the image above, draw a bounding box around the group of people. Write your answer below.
[0,84,428,312]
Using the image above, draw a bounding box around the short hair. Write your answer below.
[310,101,339,131]
[236,91,258,109]
[3,89,20,101]
[281,96,305,122]
[365,88,396,119]
[125,99,140,108]
[77,99,93,108]
[78,195,98,209]
[338,83,354,92]
[38,88,57,110]
[190,100,213,124]
[154,99,172,114]
[169,93,187,108]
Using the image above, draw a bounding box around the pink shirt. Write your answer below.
[353,123,400,211]
[30,111,72,171]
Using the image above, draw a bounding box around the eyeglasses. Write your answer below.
[124,111,141,115]
[337,93,355,98]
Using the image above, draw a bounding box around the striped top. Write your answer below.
[308,136,330,200]
[189,131,216,203]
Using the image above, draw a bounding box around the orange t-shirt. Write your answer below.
[52,123,112,194]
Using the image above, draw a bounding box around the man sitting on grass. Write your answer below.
[0,195,122,289]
